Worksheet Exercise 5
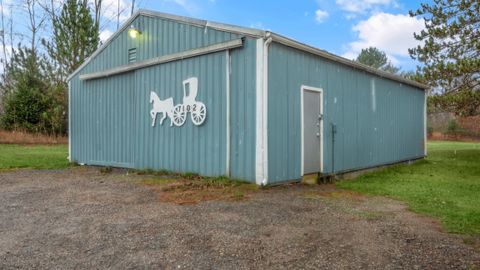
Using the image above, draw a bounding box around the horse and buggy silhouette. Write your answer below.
[150,77,207,127]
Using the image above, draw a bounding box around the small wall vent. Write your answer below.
[128,48,137,63]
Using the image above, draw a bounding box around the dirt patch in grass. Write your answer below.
[338,141,480,235]
[131,173,259,205]
[303,184,367,202]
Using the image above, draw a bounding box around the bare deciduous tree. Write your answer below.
[24,0,47,53]
[93,0,102,28]
[0,0,8,72]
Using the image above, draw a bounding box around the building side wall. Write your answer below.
[70,16,258,182]
[267,42,425,184]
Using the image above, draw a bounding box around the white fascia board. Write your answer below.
[139,9,265,38]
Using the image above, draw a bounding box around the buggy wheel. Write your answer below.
[191,102,206,126]
[172,105,186,126]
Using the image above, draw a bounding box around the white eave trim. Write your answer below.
[79,38,244,81]
[139,9,265,38]
[268,32,428,90]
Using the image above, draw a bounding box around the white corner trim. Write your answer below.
[255,37,272,185]
[424,91,427,156]
[68,81,72,162]
[300,85,324,176]
[226,50,231,176]
[255,38,265,185]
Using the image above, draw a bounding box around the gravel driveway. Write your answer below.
[0,168,479,269]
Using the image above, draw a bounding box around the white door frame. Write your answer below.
[300,85,324,175]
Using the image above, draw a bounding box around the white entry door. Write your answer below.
[301,86,323,175]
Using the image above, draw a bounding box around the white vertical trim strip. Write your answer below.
[68,81,72,162]
[262,37,272,185]
[300,85,324,175]
[300,88,304,175]
[255,38,265,185]
[225,50,231,176]
[424,91,427,156]
[320,90,324,173]
[255,37,272,185]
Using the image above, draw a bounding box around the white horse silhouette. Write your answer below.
[150,92,174,127]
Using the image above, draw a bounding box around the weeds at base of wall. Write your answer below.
[128,168,259,204]
[100,166,113,174]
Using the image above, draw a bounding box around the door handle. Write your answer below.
[316,133,320,137]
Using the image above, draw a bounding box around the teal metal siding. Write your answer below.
[70,72,135,167]
[268,42,425,184]
[79,14,241,76]
[70,14,257,181]
[132,52,226,175]
[229,38,257,181]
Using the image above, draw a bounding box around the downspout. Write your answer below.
[331,122,337,175]
[262,33,273,186]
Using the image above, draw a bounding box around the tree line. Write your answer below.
[0,0,478,136]
[355,0,479,117]
[0,0,132,135]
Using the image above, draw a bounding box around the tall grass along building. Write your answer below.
[68,9,427,185]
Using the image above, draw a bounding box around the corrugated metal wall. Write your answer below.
[267,42,425,184]
[80,15,241,74]
[71,73,136,168]
[70,14,257,181]
[229,38,257,181]
[132,52,227,175]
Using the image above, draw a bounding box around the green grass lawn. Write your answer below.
[0,144,69,170]
[337,141,480,235]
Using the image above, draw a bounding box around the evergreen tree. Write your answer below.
[356,47,400,74]
[44,0,99,81]
[0,48,51,132]
[409,0,480,115]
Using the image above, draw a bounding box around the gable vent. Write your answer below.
[128,48,137,63]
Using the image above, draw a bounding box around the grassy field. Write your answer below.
[0,144,69,170]
[338,141,480,235]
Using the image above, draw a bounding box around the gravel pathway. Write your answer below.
[0,168,478,269]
